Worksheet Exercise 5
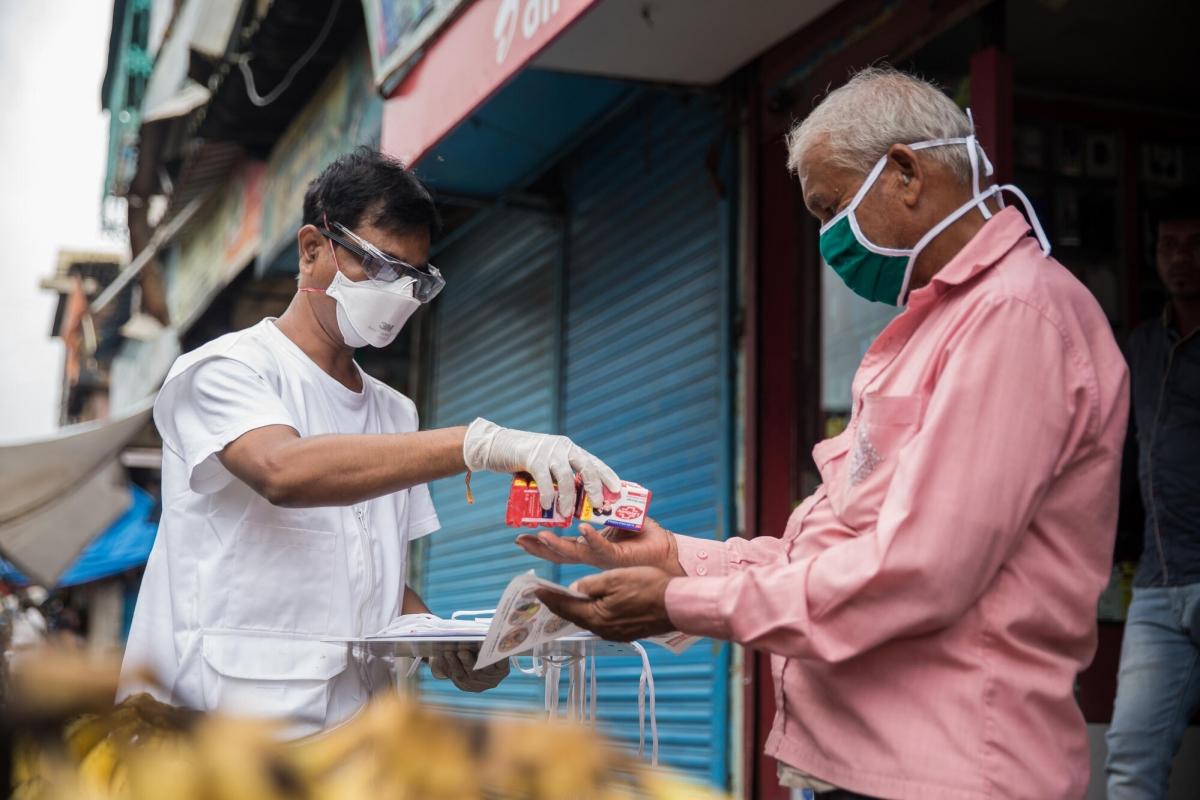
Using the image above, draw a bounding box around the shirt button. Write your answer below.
[696,566,708,576]
[697,550,709,560]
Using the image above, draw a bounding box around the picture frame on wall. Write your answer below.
[1015,126,1044,169]
[1085,132,1118,178]
[1055,189,1083,247]
[1057,127,1084,177]
[1142,143,1185,186]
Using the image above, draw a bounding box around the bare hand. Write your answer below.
[535,566,676,642]
[516,518,685,576]
[428,646,509,692]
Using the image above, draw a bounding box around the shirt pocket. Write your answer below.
[200,634,347,738]
[829,394,923,532]
[219,524,337,635]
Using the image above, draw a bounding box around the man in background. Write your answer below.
[1107,197,1200,798]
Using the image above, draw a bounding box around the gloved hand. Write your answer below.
[429,646,509,693]
[463,417,621,516]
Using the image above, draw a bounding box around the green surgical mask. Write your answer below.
[818,131,1050,306]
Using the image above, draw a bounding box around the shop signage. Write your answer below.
[380,0,598,166]
[168,159,266,328]
[258,43,382,273]
[361,0,468,95]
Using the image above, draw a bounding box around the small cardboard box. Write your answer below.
[578,481,652,532]
[504,474,573,528]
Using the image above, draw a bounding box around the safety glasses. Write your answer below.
[319,220,445,302]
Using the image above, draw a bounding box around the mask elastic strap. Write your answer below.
[966,136,991,221]
[826,134,977,236]
[511,655,544,677]
[588,647,597,722]
[821,153,893,236]
[912,120,998,220]
[545,659,561,719]
[964,110,997,219]
[896,185,1003,304]
[404,656,424,679]
[998,184,1053,255]
[632,641,658,766]
[910,136,971,151]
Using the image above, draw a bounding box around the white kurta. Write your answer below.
[120,319,439,736]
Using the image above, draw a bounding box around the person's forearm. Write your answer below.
[401,585,430,615]
[262,427,468,507]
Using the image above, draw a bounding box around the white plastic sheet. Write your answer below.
[0,401,152,585]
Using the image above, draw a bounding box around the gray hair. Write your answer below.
[786,66,974,183]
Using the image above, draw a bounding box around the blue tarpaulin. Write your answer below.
[0,485,157,589]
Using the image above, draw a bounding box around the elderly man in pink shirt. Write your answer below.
[519,67,1129,799]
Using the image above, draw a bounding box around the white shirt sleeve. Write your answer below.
[153,357,298,495]
[408,481,440,539]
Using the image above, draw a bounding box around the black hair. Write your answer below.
[1152,191,1200,229]
[302,146,442,240]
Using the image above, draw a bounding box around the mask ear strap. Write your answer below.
[850,155,890,207]
[819,152,892,236]
[963,109,998,220]
[998,184,1053,255]
[966,136,992,220]
[896,184,1003,305]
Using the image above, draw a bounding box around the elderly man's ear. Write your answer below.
[886,143,923,208]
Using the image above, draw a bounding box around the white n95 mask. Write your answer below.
[322,271,420,348]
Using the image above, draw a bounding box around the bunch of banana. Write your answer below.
[12,690,728,800]
[480,717,615,798]
[10,693,194,800]
[288,695,479,800]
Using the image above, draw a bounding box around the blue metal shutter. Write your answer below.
[561,94,733,786]
[419,207,563,713]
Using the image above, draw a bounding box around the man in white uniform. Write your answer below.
[120,148,620,735]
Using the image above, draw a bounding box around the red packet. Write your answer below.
[505,473,575,528]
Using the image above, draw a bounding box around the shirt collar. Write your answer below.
[907,206,1032,306]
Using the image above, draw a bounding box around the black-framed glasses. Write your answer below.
[319,220,445,302]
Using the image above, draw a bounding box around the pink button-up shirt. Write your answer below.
[665,208,1129,799]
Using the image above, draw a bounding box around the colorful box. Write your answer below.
[504,473,573,528]
[577,481,652,532]
[504,474,652,532]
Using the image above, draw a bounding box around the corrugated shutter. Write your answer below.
[416,93,733,785]
[419,206,563,714]
[560,94,732,785]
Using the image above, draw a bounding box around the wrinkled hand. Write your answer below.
[428,646,509,693]
[516,518,685,576]
[535,567,676,642]
[463,417,620,516]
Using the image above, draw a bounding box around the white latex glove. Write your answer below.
[428,647,509,693]
[463,417,621,516]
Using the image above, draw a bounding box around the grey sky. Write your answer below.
[0,0,122,440]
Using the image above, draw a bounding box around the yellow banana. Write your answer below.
[63,714,110,764]
[191,715,307,800]
[123,739,206,800]
[640,770,730,800]
[77,737,119,794]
